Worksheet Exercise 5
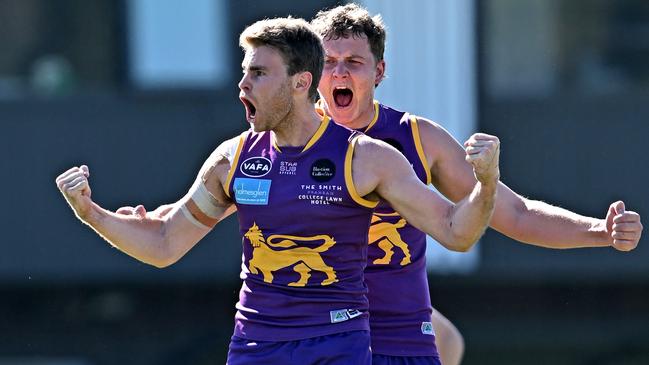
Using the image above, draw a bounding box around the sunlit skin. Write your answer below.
[318,35,385,130]
[239,46,294,134]
[239,45,322,146]
[317,23,642,365]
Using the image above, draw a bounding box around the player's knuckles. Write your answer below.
[67,174,86,185]
[616,211,637,219]
[617,223,642,235]
[56,178,67,190]
[476,151,490,162]
[57,173,73,184]
[614,241,636,251]
[66,179,88,192]
[62,179,78,191]
[57,167,78,181]
[487,140,499,151]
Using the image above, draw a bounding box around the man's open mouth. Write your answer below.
[333,87,353,108]
[240,96,257,121]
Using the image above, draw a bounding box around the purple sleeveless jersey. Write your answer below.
[362,102,440,357]
[226,116,377,342]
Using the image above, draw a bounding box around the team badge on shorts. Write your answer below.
[421,321,435,335]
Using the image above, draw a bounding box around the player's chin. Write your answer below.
[328,101,354,118]
[250,119,267,133]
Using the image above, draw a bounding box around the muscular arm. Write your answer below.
[418,118,642,250]
[55,137,238,267]
[352,135,498,251]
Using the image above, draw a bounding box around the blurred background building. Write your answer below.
[1,0,647,364]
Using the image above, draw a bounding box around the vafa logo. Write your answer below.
[240,156,272,177]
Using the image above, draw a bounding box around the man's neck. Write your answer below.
[273,103,323,147]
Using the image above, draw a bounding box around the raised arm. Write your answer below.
[418,117,642,251]
[55,137,239,267]
[352,134,499,251]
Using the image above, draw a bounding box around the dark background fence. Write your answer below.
[1,1,647,364]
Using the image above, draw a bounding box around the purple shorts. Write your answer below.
[226,330,371,365]
[372,354,442,365]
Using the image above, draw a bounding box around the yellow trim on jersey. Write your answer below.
[345,135,379,209]
[363,101,380,133]
[272,137,281,152]
[223,135,245,199]
[302,114,330,153]
[410,115,432,185]
[374,211,400,217]
[272,114,329,154]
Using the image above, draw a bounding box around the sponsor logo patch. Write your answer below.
[279,161,297,175]
[240,157,272,177]
[233,178,271,205]
[330,309,363,323]
[298,184,344,205]
[421,321,435,335]
[311,159,335,182]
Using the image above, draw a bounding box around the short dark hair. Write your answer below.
[311,3,386,63]
[240,17,324,102]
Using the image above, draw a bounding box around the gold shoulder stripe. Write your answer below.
[363,100,380,133]
[302,114,330,153]
[223,134,245,199]
[345,134,379,209]
[410,115,432,185]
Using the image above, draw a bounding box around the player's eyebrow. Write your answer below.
[241,63,268,72]
[347,54,367,60]
[326,54,367,61]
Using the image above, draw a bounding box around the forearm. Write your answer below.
[447,180,497,251]
[493,198,610,248]
[80,201,174,267]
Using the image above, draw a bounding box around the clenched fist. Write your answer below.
[464,133,500,184]
[55,165,93,220]
[605,200,643,252]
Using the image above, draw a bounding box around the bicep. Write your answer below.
[165,137,240,251]
[425,124,529,234]
[489,182,534,237]
[181,137,238,228]
[419,118,477,203]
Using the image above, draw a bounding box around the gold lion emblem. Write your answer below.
[244,222,338,287]
[368,213,411,266]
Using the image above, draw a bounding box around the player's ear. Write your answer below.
[374,59,385,87]
[294,71,312,93]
